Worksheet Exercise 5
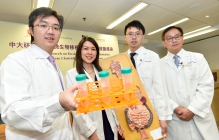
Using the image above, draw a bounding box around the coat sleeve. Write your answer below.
[111,109,119,125]
[151,54,172,120]
[187,54,214,118]
[66,70,97,137]
[0,55,65,132]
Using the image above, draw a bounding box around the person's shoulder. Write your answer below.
[161,55,167,60]
[7,49,29,62]
[185,50,204,58]
[66,68,77,75]
[142,47,157,54]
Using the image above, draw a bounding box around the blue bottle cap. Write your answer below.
[98,70,109,78]
[121,67,132,74]
[75,74,86,81]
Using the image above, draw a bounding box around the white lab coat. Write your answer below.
[161,49,219,140]
[66,66,119,140]
[128,46,172,120]
[0,44,73,140]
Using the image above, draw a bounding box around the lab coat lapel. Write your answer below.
[177,52,189,72]
[84,65,99,82]
[136,48,147,67]
[165,55,178,71]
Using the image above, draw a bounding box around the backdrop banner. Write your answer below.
[0,21,119,75]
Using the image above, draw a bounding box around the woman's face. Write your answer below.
[81,41,97,64]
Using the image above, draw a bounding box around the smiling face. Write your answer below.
[125,27,144,52]
[81,41,97,65]
[29,16,61,54]
[162,28,184,55]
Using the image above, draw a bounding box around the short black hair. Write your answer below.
[161,26,183,41]
[29,7,64,43]
[124,20,145,35]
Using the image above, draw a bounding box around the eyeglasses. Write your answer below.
[126,32,143,38]
[34,23,61,32]
[165,34,182,42]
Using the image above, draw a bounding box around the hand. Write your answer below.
[88,132,99,140]
[59,84,78,111]
[117,125,125,139]
[177,108,194,121]
[159,120,168,136]
[174,105,185,115]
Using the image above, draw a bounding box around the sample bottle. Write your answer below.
[121,68,133,101]
[99,70,111,104]
[75,74,89,107]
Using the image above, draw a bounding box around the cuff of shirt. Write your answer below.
[170,100,179,111]
[46,94,65,119]
[84,124,97,138]
[158,115,172,120]
[187,105,206,118]
[156,110,173,120]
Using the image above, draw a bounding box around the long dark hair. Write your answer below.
[74,36,102,74]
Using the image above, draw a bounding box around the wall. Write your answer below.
[183,35,219,70]
[118,43,167,58]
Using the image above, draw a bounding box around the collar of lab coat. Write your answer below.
[164,49,189,71]
[28,44,51,59]
[84,65,100,82]
[127,46,148,67]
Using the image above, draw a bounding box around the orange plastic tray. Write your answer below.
[74,78,142,114]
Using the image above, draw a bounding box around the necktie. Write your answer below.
[48,55,64,90]
[173,55,179,67]
[130,53,136,68]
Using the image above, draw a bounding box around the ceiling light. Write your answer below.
[32,0,54,10]
[184,24,219,40]
[184,26,211,36]
[206,15,209,18]
[106,2,148,29]
[147,18,189,35]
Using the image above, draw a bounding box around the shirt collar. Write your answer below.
[167,48,184,59]
[28,44,51,59]
[128,46,143,55]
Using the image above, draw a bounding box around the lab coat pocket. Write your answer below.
[184,65,199,80]
[139,61,152,78]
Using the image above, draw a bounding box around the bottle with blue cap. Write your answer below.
[75,74,88,98]
[121,67,132,91]
[98,70,111,104]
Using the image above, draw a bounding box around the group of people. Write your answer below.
[0,7,218,140]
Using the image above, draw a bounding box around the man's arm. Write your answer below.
[187,54,214,118]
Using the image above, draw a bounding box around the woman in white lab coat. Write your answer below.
[66,36,123,140]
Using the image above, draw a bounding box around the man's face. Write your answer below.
[29,16,61,54]
[162,28,184,55]
[124,27,144,51]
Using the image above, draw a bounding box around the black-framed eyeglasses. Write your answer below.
[166,34,182,42]
[34,23,61,32]
[126,32,143,38]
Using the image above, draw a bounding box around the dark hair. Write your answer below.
[29,7,64,44]
[161,26,184,41]
[124,20,145,35]
[75,37,102,74]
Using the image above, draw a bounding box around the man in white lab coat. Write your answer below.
[124,20,172,136]
[161,26,219,140]
[0,7,78,140]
